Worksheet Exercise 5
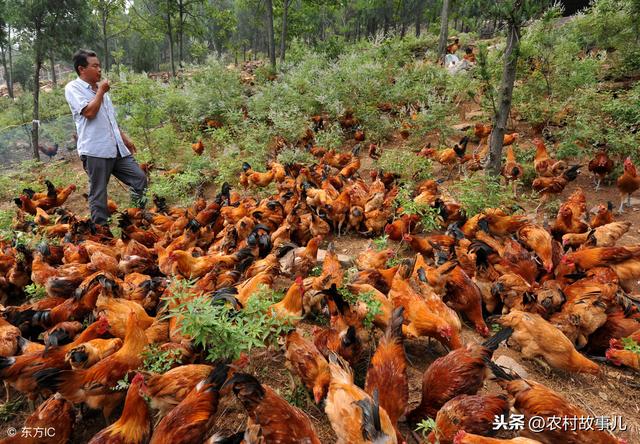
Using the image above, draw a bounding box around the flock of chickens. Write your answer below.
[0,111,639,444]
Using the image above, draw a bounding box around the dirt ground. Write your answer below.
[1,129,640,443]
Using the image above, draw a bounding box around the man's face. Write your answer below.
[79,56,101,84]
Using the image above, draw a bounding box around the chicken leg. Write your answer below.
[619,195,625,213]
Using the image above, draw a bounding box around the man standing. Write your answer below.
[65,49,147,226]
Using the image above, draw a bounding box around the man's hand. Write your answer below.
[120,130,136,154]
[98,79,110,94]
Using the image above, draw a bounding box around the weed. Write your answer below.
[450,173,513,217]
[277,147,316,166]
[0,396,26,422]
[166,283,296,362]
[378,149,432,184]
[337,286,381,329]
[284,380,311,409]
[394,186,443,233]
[415,417,437,437]
[622,337,640,355]
[24,283,47,301]
[372,234,389,251]
[141,344,183,374]
[112,374,130,391]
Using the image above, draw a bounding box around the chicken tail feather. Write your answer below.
[356,388,386,442]
[386,306,405,342]
[485,359,517,381]
[481,326,513,353]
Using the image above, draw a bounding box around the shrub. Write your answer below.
[377,149,433,184]
[450,173,513,217]
[166,283,296,362]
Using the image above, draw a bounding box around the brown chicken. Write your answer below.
[0,317,110,403]
[65,338,123,370]
[278,235,322,277]
[313,324,362,367]
[588,150,614,191]
[428,394,510,444]
[4,394,76,444]
[35,312,148,420]
[0,317,20,357]
[364,308,407,442]
[312,243,344,291]
[191,140,204,155]
[489,361,623,443]
[606,337,640,370]
[149,363,229,444]
[616,156,640,213]
[585,309,640,355]
[285,330,331,404]
[590,202,615,228]
[561,245,640,271]
[14,183,77,214]
[532,138,566,178]
[384,214,419,241]
[142,364,213,418]
[517,224,554,273]
[270,276,306,323]
[562,221,631,248]
[474,123,492,144]
[532,165,581,210]
[355,247,394,270]
[501,145,523,195]
[551,204,588,239]
[225,372,321,444]
[502,132,518,146]
[444,265,489,336]
[325,355,397,444]
[408,327,513,424]
[494,310,600,374]
[390,260,462,349]
[89,373,150,444]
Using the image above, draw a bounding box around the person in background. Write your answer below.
[65,49,147,227]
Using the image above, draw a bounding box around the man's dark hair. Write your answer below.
[72,49,97,75]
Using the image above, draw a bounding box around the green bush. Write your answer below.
[450,173,513,217]
[377,148,433,183]
[166,283,296,362]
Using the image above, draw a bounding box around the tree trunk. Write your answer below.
[0,45,10,98]
[101,9,109,72]
[265,0,276,68]
[383,0,391,35]
[167,2,176,77]
[400,0,406,37]
[487,22,521,176]
[279,0,290,65]
[5,26,14,99]
[437,0,450,61]
[178,0,184,67]
[32,53,42,161]
[49,50,57,87]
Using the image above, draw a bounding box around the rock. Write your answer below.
[452,123,472,131]
[466,110,486,119]
[494,355,529,379]
[316,249,353,267]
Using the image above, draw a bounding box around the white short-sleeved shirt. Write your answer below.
[64,77,131,158]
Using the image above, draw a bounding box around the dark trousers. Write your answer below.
[81,154,147,225]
